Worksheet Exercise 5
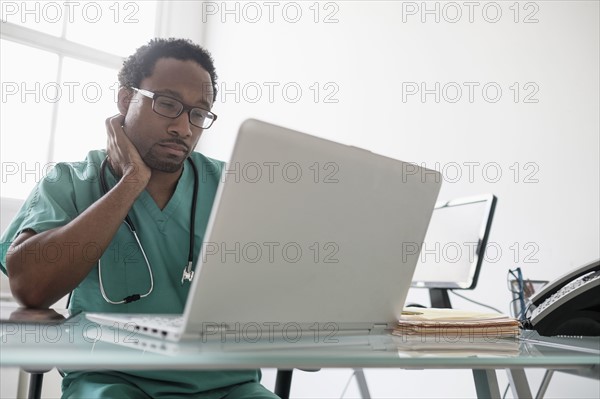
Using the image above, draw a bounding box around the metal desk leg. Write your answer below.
[507,368,533,399]
[535,370,554,399]
[473,369,501,399]
[353,368,371,399]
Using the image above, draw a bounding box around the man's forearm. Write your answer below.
[6,178,146,308]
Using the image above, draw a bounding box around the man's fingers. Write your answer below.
[105,114,121,130]
[105,114,127,177]
[104,113,150,186]
[108,114,125,135]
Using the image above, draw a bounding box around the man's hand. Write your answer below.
[105,114,151,187]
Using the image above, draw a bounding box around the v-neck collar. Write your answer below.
[103,159,194,232]
[138,161,193,231]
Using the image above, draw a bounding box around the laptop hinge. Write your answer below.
[368,324,389,350]
[369,323,388,334]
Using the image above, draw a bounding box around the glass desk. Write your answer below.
[1,314,599,399]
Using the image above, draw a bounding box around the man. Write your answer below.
[0,38,278,398]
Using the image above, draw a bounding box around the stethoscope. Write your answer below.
[98,155,199,304]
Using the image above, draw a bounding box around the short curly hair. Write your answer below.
[118,38,218,103]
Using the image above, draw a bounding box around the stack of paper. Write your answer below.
[393,308,521,340]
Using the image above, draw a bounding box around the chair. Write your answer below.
[25,369,295,399]
[25,371,49,399]
[274,370,294,399]
[274,368,372,399]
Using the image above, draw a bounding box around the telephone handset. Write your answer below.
[525,259,600,336]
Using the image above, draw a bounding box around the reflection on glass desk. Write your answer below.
[1,313,598,371]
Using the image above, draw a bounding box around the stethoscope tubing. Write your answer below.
[98,155,198,304]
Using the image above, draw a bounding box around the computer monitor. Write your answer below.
[411,194,497,290]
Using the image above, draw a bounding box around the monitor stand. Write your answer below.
[429,288,452,308]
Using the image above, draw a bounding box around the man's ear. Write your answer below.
[117,87,134,115]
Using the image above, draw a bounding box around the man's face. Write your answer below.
[121,57,214,173]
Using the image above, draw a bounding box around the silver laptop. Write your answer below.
[87,119,442,342]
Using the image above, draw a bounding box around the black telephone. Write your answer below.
[524,259,600,336]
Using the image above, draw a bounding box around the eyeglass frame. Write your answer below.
[507,267,529,320]
[130,87,218,129]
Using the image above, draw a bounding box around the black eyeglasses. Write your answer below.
[132,87,217,129]
[507,267,528,320]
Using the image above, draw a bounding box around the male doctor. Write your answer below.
[1,38,278,399]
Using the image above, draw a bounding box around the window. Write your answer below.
[1,1,159,199]
[1,40,58,199]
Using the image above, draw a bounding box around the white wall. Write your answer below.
[198,1,599,397]
[200,0,599,307]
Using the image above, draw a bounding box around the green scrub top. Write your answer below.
[0,150,262,397]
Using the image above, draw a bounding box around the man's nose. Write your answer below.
[168,111,193,137]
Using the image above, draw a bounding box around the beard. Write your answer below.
[143,143,188,173]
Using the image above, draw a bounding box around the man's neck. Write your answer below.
[145,168,184,210]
